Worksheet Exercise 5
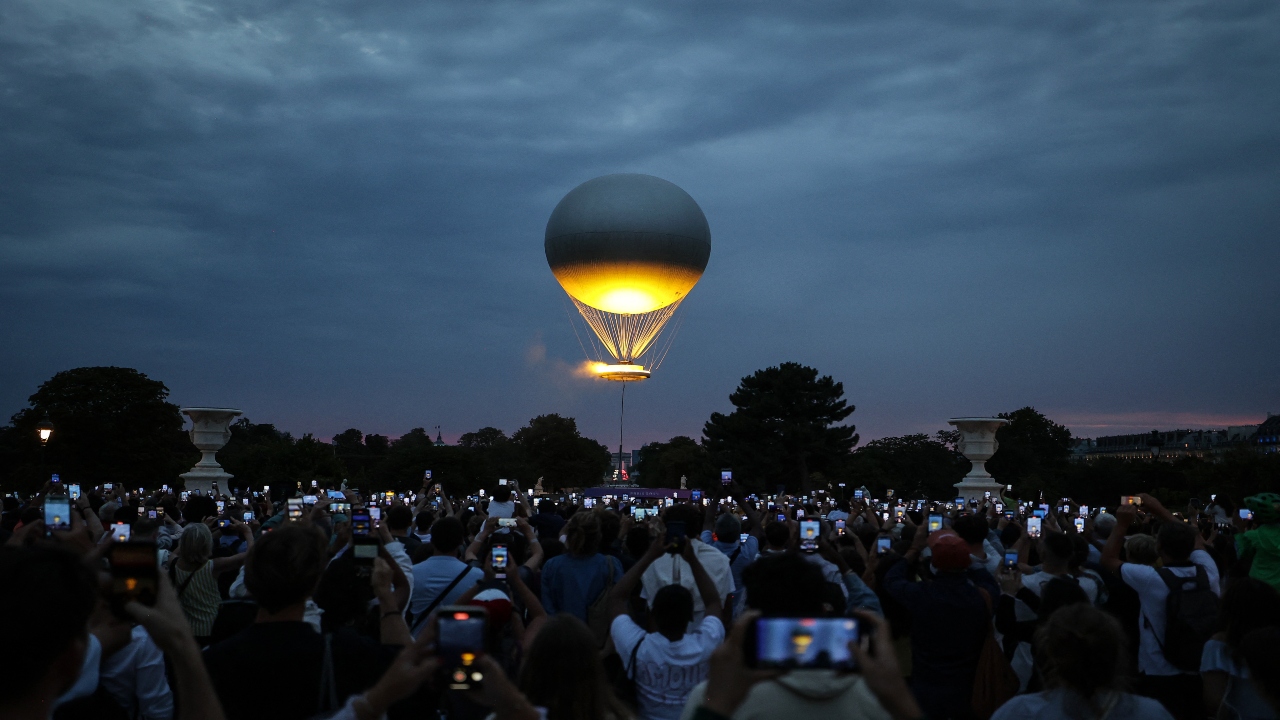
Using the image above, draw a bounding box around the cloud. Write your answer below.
[1,0,1277,448]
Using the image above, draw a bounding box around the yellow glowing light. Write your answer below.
[461,653,475,665]
[126,578,138,591]
[594,363,651,382]
[551,261,702,314]
[39,428,53,442]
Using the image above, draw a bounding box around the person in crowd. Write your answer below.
[1239,627,1280,716]
[699,510,760,602]
[98,606,175,720]
[530,499,566,540]
[883,527,999,719]
[540,511,622,625]
[385,503,422,558]
[609,534,725,720]
[1101,495,1221,720]
[408,515,484,636]
[1201,577,1280,720]
[1,542,226,720]
[1021,532,1101,605]
[642,505,734,626]
[521,613,634,720]
[995,569,1090,690]
[955,512,1001,576]
[202,524,407,719]
[1235,493,1280,592]
[1125,533,1160,566]
[680,553,902,719]
[1085,513,1116,565]
[487,484,518,519]
[991,603,1173,720]
[168,521,252,644]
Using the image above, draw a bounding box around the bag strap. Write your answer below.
[317,632,338,712]
[410,565,473,636]
[627,636,646,680]
[169,561,199,599]
[729,545,743,564]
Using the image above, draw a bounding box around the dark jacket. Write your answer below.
[882,558,998,687]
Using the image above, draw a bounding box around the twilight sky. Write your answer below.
[2,0,1278,450]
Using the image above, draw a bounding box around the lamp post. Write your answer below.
[36,414,54,482]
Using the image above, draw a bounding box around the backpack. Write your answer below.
[1150,565,1219,672]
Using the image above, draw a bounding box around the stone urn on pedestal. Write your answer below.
[180,408,242,496]
[949,417,1009,503]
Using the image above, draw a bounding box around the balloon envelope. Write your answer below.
[545,174,711,315]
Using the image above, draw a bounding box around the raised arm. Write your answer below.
[682,541,722,620]
[1100,504,1136,575]
[608,536,665,620]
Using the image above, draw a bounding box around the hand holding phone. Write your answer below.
[491,544,508,579]
[437,607,488,690]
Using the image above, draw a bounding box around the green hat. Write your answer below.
[1244,493,1280,524]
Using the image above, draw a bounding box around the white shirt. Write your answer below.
[612,614,725,720]
[487,499,516,518]
[99,625,174,720]
[1120,549,1221,676]
[641,539,735,626]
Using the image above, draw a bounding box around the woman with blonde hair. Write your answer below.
[169,520,253,645]
[539,511,621,628]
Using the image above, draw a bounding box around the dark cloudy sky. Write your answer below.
[3,0,1278,450]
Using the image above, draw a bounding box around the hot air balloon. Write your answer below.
[545,173,711,381]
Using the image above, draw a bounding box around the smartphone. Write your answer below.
[748,617,859,670]
[1033,509,1047,518]
[1003,551,1018,570]
[584,498,595,508]
[147,509,158,519]
[876,536,891,555]
[311,480,318,488]
[665,521,687,553]
[1240,509,1254,521]
[370,507,381,521]
[352,510,372,536]
[836,519,846,535]
[44,493,72,536]
[984,491,992,499]
[995,502,1004,513]
[1027,516,1042,538]
[497,517,517,528]
[104,482,114,491]
[332,502,351,515]
[216,518,232,529]
[927,514,942,532]
[287,498,303,520]
[664,497,673,507]
[1122,496,1142,506]
[740,533,749,543]
[854,489,864,500]
[1079,505,1089,517]
[162,484,169,493]
[491,545,508,578]
[327,490,344,500]
[633,507,645,521]
[113,523,131,542]
[353,535,379,565]
[437,607,488,689]
[156,506,165,517]
[776,513,786,522]
[795,508,805,519]
[216,501,225,513]
[68,484,81,500]
[799,520,820,552]
[498,479,507,486]
[303,495,317,505]
[181,491,189,501]
[109,541,159,614]
[894,507,905,519]
[242,511,254,522]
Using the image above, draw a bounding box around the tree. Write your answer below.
[636,436,717,489]
[702,362,858,493]
[986,407,1073,491]
[513,414,611,491]
[846,432,970,499]
[217,420,346,492]
[0,367,196,493]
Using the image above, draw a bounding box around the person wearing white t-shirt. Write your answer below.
[486,485,517,519]
[609,533,726,720]
[642,507,735,628]
[1020,532,1102,605]
[1102,495,1221,720]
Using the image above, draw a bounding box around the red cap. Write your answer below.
[928,531,971,573]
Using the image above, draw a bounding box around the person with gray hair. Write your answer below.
[168,520,252,645]
[1084,512,1118,564]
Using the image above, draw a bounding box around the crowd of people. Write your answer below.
[2,475,1279,720]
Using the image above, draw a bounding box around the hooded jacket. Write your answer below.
[679,670,892,720]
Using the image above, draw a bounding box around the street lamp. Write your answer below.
[36,414,54,481]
